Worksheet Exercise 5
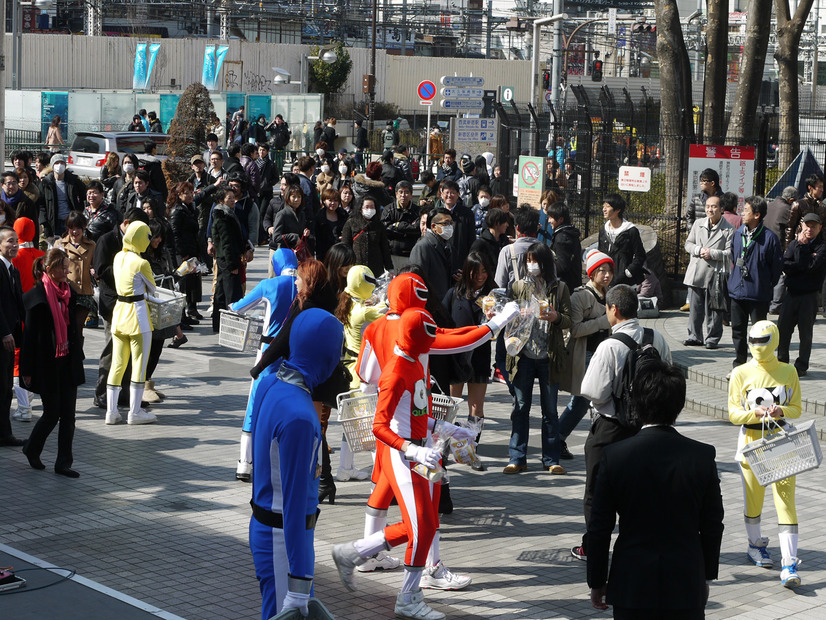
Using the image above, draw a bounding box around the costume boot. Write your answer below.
[128,384,157,425]
[236,431,252,482]
[105,385,123,425]
[336,434,369,481]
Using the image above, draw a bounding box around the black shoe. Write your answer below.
[93,395,106,409]
[22,442,45,470]
[179,322,193,331]
[181,315,199,326]
[318,481,336,504]
[235,472,251,482]
[796,368,807,377]
[189,309,204,320]
[168,334,188,349]
[438,483,453,515]
[55,467,80,478]
[683,339,703,346]
[560,441,574,460]
[705,342,719,350]
[0,436,25,447]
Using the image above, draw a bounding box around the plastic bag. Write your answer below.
[447,417,484,466]
[503,297,539,356]
[175,257,209,277]
[475,288,509,314]
[411,434,449,484]
[367,271,394,306]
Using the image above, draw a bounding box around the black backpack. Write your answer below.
[610,328,661,430]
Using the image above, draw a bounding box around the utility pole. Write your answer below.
[368,0,377,132]
[530,12,567,154]
[0,0,5,167]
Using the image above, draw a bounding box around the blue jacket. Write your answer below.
[727,224,782,302]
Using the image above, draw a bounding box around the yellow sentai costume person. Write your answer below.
[728,320,802,588]
[105,221,158,426]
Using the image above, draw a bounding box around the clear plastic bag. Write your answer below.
[503,297,539,356]
[448,417,484,466]
[367,271,394,306]
[475,288,509,314]
[411,434,449,484]
[175,257,210,277]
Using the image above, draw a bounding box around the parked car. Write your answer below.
[67,131,169,178]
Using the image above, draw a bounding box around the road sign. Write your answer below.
[440,87,483,98]
[420,100,433,106]
[440,98,484,110]
[417,80,436,101]
[608,8,617,34]
[440,75,485,87]
[544,90,552,103]
[457,118,496,130]
[501,86,515,102]
[618,166,652,192]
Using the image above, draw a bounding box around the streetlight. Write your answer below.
[272,67,292,85]
[529,12,568,153]
[300,46,337,94]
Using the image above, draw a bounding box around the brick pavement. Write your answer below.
[1,260,825,619]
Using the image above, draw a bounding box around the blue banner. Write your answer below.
[145,43,161,88]
[133,42,161,90]
[202,45,229,91]
[41,92,68,141]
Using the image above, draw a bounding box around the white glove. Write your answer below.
[282,591,310,617]
[405,444,441,469]
[434,419,476,441]
[487,301,520,332]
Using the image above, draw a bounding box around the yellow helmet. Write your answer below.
[747,320,779,363]
[344,265,377,301]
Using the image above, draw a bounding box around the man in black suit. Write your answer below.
[0,226,26,446]
[587,360,724,619]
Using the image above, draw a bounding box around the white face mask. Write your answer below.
[363,208,376,220]
[123,163,135,174]
[316,149,325,157]
[54,163,66,175]
[479,197,490,208]
[527,263,541,276]
[439,224,454,240]
[321,165,330,174]
[339,165,348,176]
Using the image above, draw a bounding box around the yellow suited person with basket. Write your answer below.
[728,320,811,589]
[105,221,160,426]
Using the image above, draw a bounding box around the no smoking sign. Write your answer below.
[520,161,541,186]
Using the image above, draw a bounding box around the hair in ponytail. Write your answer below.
[33,248,68,281]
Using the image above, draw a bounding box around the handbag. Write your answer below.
[708,267,727,312]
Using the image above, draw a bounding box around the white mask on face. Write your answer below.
[527,263,541,276]
[339,165,348,176]
[54,163,66,175]
[321,165,331,174]
[439,224,454,240]
[363,208,376,220]
[479,197,490,208]
[123,163,135,174]
[316,149,325,157]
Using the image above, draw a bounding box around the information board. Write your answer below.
[688,145,756,212]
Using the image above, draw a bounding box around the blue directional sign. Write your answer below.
[440,76,485,87]
[440,87,484,98]
[440,98,484,110]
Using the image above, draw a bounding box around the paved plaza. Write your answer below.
[2,258,825,619]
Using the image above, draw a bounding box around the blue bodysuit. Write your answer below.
[248,308,344,620]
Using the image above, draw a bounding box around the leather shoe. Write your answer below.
[168,334,188,349]
[683,339,703,346]
[189,309,204,320]
[503,464,527,474]
[705,342,719,350]
[22,444,46,470]
[179,322,193,331]
[181,315,199,326]
[93,395,106,409]
[55,467,80,478]
[0,436,25,447]
[560,441,574,460]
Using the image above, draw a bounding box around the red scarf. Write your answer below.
[41,273,71,358]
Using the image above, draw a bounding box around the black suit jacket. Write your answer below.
[0,259,25,344]
[92,227,124,322]
[586,426,724,612]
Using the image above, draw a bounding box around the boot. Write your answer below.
[143,380,162,404]
[394,589,445,620]
[127,384,157,425]
[236,431,253,481]
[336,435,369,481]
[105,385,123,425]
[319,436,336,503]
[438,483,453,515]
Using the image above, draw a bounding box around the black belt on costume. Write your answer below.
[743,419,786,431]
[117,294,145,303]
[250,501,319,530]
[404,438,426,447]
[261,335,274,345]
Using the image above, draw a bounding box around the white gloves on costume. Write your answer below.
[282,591,310,616]
[487,301,521,332]
[405,444,441,469]
[434,419,476,441]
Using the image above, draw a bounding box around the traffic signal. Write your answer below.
[542,70,550,90]
[592,60,603,82]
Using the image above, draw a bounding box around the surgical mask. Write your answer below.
[479,197,490,208]
[123,163,135,174]
[316,148,325,157]
[527,263,541,276]
[363,208,376,220]
[339,165,348,176]
[54,163,66,175]
[439,224,454,240]
[321,165,331,174]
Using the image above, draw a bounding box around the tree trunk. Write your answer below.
[725,0,772,145]
[702,0,728,144]
[654,0,694,219]
[775,0,815,170]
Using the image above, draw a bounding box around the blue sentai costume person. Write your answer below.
[249,308,344,620]
[230,248,297,482]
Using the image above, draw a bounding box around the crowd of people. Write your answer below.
[0,123,820,619]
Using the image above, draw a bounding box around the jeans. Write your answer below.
[558,351,593,440]
[777,292,817,372]
[508,356,560,467]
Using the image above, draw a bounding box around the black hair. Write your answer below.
[478,185,491,195]
[227,143,241,158]
[606,284,638,319]
[66,211,88,230]
[455,251,494,300]
[421,171,435,185]
[148,111,157,120]
[281,172,300,187]
[123,207,150,225]
[122,152,140,168]
[547,201,569,223]
[134,169,151,183]
[745,195,768,220]
[206,133,219,142]
[427,207,453,229]
[719,192,738,214]
[632,359,686,425]
[525,242,556,282]
[241,143,256,157]
[700,168,720,187]
[258,142,270,152]
[514,205,539,236]
[213,187,236,205]
[603,193,626,218]
[36,152,51,167]
[323,243,357,294]
[440,179,460,194]
[86,180,105,194]
[485,207,509,228]
[805,173,824,192]
[143,140,157,155]
[1,171,19,183]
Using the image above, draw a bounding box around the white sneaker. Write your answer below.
[420,561,472,590]
[12,408,32,422]
[357,551,401,572]
[781,558,802,588]
[394,589,445,620]
[105,411,123,425]
[332,542,364,591]
[336,467,370,482]
[128,409,157,425]
[747,537,773,568]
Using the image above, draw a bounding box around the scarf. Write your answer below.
[2,190,22,207]
[256,157,266,170]
[41,273,71,358]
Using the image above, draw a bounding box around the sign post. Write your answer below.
[418,80,436,170]
[516,155,546,209]
[440,75,485,114]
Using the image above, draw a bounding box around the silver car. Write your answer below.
[67,131,169,178]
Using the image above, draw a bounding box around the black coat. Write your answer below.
[598,223,646,287]
[84,203,122,242]
[381,200,421,256]
[587,426,724,611]
[40,171,87,238]
[447,203,477,273]
[169,202,200,260]
[92,226,123,321]
[340,212,393,277]
[272,205,310,251]
[314,207,349,261]
[19,284,85,395]
[322,125,338,151]
[409,231,453,303]
[549,224,583,295]
[0,259,25,345]
[211,205,245,271]
[443,287,491,381]
[470,228,509,273]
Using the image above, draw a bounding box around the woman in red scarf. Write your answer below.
[19,248,85,478]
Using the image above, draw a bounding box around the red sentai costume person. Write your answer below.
[332,308,477,620]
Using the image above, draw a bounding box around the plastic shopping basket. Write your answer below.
[147,287,186,330]
[742,418,823,486]
[336,389,378,453]
[218,310,265,353]
[431,393,463,424]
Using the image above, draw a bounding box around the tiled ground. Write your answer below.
[1,258,824,619]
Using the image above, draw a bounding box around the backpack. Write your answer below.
[610,328,660,430]
[382,129,395,149]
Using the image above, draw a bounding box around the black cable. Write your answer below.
[0,567,77,595]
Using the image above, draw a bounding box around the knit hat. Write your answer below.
[585,249,614,278]
[50,152,66,167]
